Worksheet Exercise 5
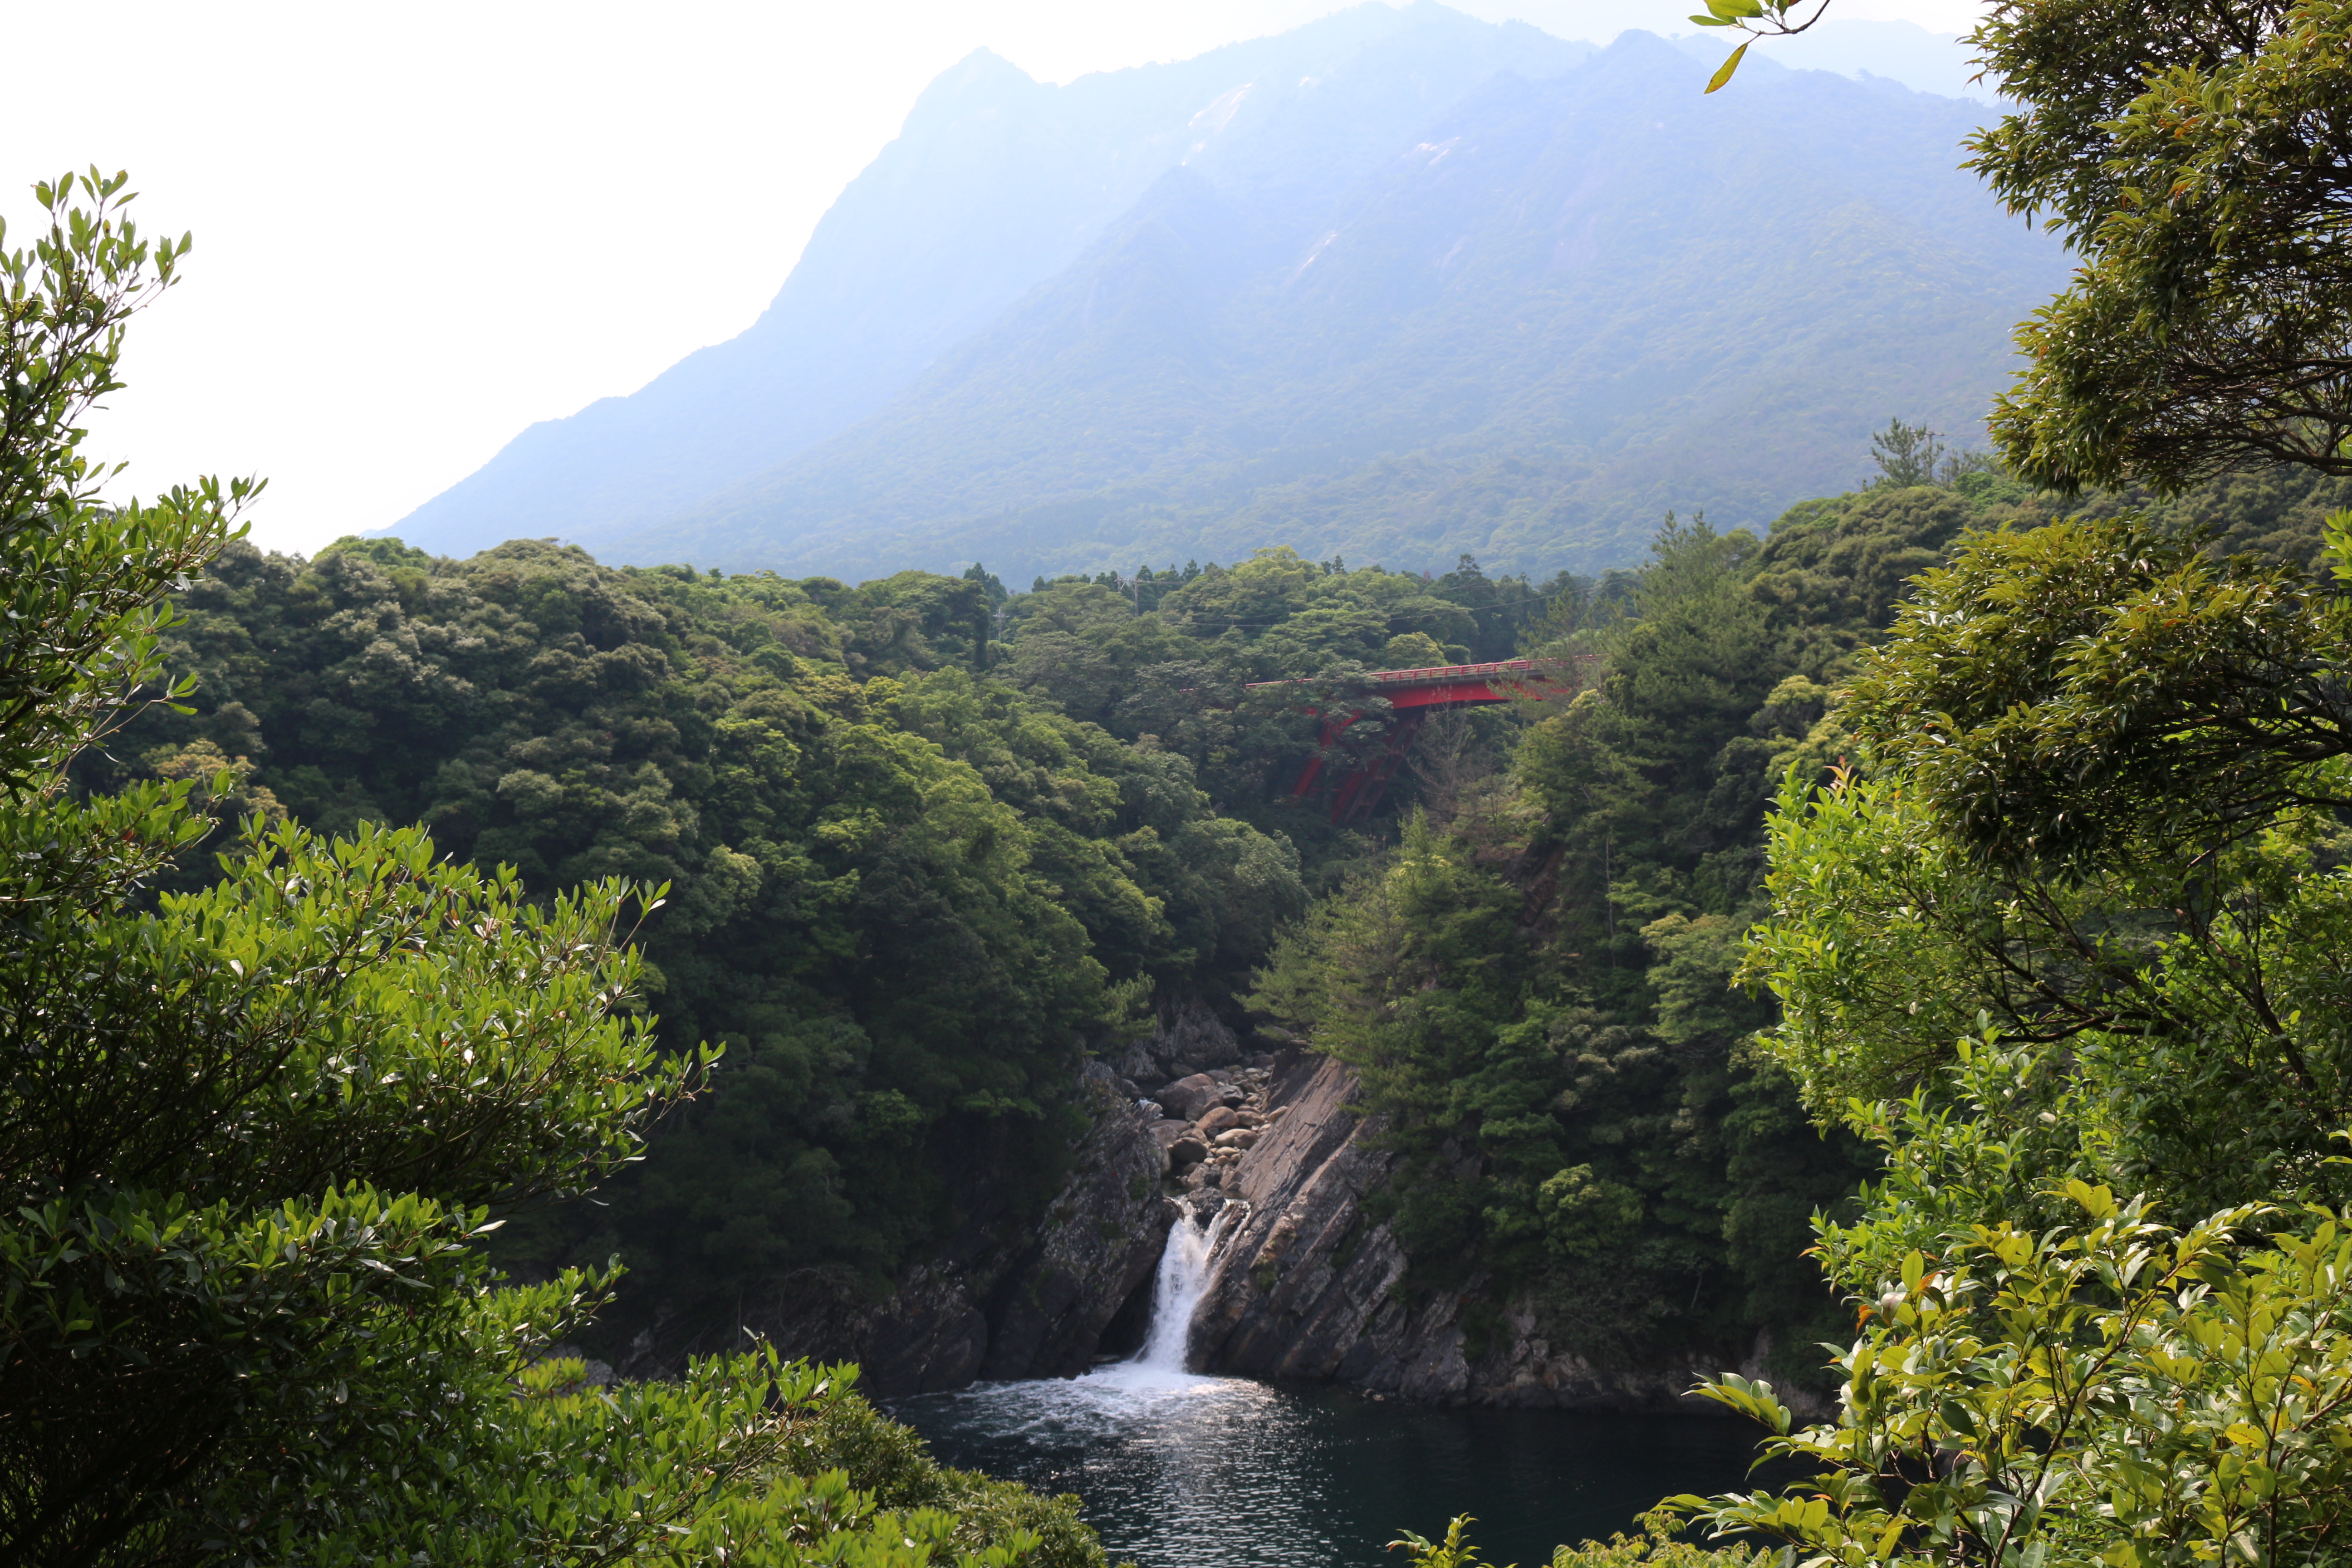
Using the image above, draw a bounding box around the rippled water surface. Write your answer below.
[894,1363,1763,1568]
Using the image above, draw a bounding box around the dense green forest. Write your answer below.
[96,534,1571,1318]
[98,436,2333,1386]
[17,0,2352,1555]
[4,172,1118,1568]
[28,254,2351,1558]
[77,534,1498,1315]
[1245,458,2049,1371]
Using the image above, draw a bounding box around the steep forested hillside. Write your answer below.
[103,536,1591,1317]
[100,441,2151,1374]
[1243,470,2061,1377]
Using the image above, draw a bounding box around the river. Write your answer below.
[893,1205,1771,1568]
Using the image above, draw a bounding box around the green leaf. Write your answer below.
[1705,42,1749,93]
[2320,509,2352,587]
[2063,1179,2119,1220]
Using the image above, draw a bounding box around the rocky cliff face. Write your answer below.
[610,1070,1175,1394]
[631,995,1808,1415]
[1185,1051,1820,1416]
[612,995,1260,1391]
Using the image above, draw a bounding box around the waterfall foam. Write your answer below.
[1133,1201,1233,1372]
[1082,1200,1236,1395]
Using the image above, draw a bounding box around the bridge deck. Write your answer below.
[1250,658,1578,822]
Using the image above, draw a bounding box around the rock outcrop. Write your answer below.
[1189,1051,1819,1415]
[612,997,1273,1392]
[1109,993,1247,1084]
[612,1071,1175,1394]
[617,994,1812,1416]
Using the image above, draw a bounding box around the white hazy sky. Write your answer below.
[1,0,1986,555]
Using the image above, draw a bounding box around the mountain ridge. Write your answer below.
[388,4,1592,559]
[386,9,2061,581]
[594,29,2061,580]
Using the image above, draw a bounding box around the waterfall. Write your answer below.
[1128,1203,1235,1375]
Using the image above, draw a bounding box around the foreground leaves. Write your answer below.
[0,170,1085,1567]
[1695,513,2352,1568]
[1678,1142,2352,1568]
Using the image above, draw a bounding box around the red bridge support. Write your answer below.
[1250,659,1576,825]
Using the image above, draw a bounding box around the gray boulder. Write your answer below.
[1156,1072,1224,1122]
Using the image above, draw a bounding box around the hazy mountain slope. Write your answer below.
[616,33,2064,581]
[387,2,1590,558]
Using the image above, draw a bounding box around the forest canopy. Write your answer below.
[104,412,2348,1387]
[24,0,2352,1545]
[100,529,1590,1341]
[1642,1,2352,1548]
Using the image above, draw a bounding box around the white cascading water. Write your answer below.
[1129,1202,1234,1373]
[1070,1200,1239,1395]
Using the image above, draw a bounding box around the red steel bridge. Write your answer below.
[1248,658,1578,825]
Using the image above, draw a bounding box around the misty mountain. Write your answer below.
[390,3,1589,558]
[390,4,2063,581]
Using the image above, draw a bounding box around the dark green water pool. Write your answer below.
[893,1365,1765,1568]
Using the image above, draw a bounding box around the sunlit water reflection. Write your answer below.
[895,1204,1765,1568]
[895,1365,1764,1568]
